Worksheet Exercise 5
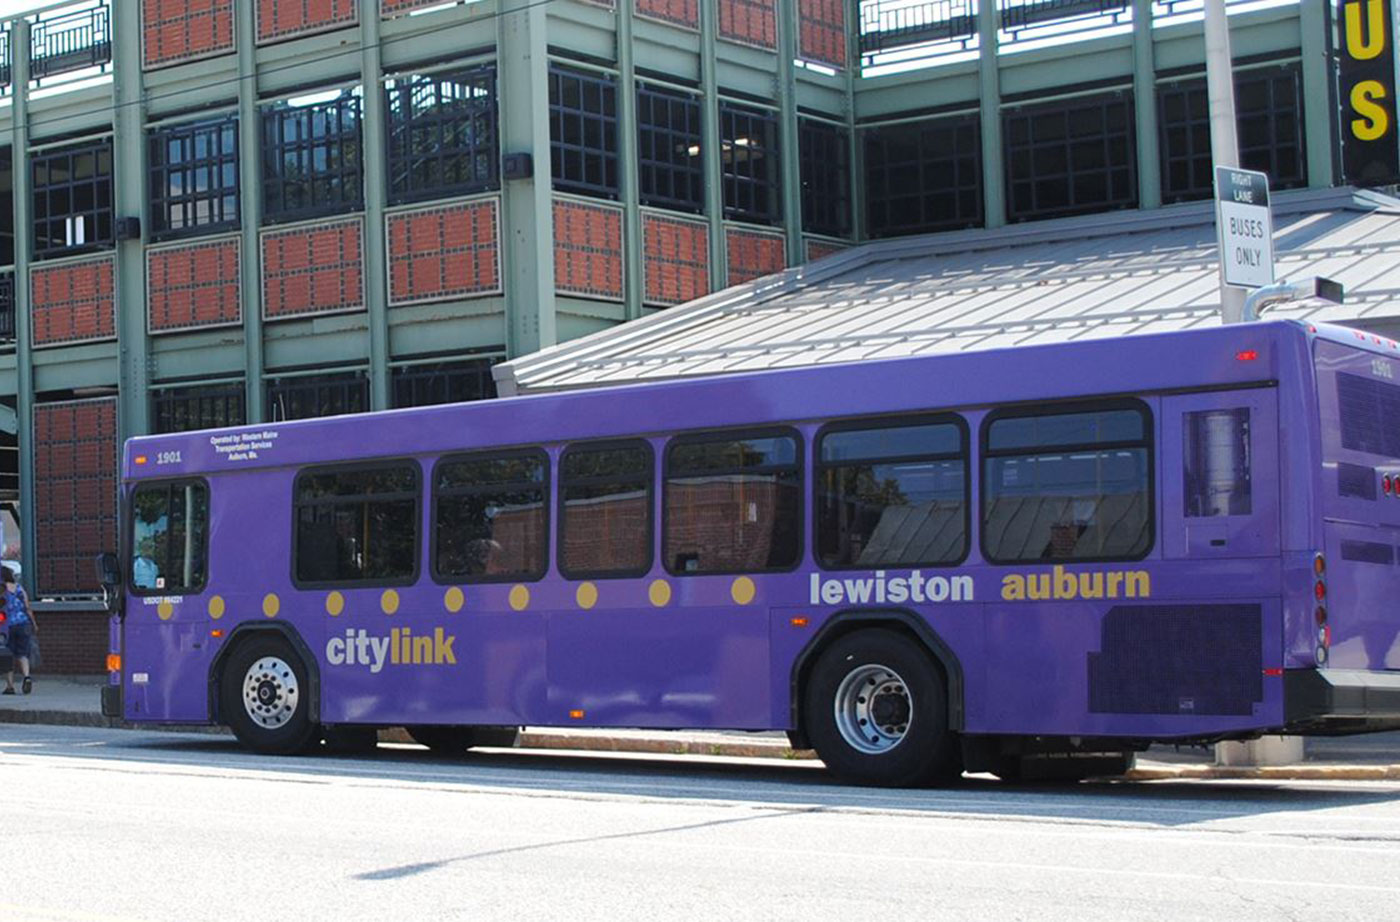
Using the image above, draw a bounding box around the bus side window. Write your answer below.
[559,440,653,579]
[293,464,419,585]
[433,450,548,582]
[1183,409,1252,517]
[130,480,210,594]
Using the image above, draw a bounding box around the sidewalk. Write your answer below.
[5,676,1400,780]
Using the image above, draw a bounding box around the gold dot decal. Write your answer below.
[326,591,345,617]
[731,576,756,606]
[207,595,225,620]
[576,582,598,610]
[262,594,280,618]
[509,585,530,611]
[381,589,400,615]
[444,586,465,613]
[649,579,672,607]
[157,600,174,621]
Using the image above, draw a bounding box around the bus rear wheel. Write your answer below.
[804,629,960,787]
[407,725,520,755]
[220,636,318,755]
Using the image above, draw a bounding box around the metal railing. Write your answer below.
[859,1,978,62]
[29,1,110,82]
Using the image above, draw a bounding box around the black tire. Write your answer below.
[803,629,961,787]
[993,752,1135,783]
[220,635,318,755]
[407,725,520,755]
[322,725,380,754]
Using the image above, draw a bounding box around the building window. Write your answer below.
[1160,65,1306,205]
[560,440,653,578]
[148,115,239,240]
[637,83,704,213]
[386,65,498,205]
[982,403,1152,563]
[1004,93,1136,222]
[391,359,498,408]
[32,140,113,258]
[799,118,850,237]
[864,114,982,238]
[262,90,363,223]
[720,102,781,225]
[130,480,209,594]
[549,65,619,199]
[267,371,368,421]
[294,463,420,586]
[816,416,967,568]
[152,382,246,434]
[433,450,548,582]
[664,429,801,574]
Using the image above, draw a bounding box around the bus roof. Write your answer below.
[123,319,1373,480]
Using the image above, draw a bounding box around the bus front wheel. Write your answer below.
[220,636,318,755]
[804,629,961,787]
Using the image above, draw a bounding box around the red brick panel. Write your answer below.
[554,199,624,301]
[31,257,116,347]
[35,609,108,675]
[262,219,365,319]
[258,0,358,43]
[719,0,777,50]
[387,200,500,305]
[147,238,241,332]
[143,0,235,68]
[805,237,849,262]
[643,213,709,306]
[799,0,845,68]
[636,0,699,28]
[35,398,118,597]
[726,226,787,287]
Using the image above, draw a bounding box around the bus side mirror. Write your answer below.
[96,552,120,591]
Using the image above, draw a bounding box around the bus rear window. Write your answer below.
[434,451,548,581]
[1337,372,1400,457]
[816,417,967,568]
[983,404,1152,563]
[664,430,801,575]
[131,480,209,594]
[294,464,419,585]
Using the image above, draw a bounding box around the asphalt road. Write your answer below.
[5,724,1400,921]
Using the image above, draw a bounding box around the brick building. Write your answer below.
[0,0,1348,670]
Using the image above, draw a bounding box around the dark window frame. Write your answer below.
[719,101,781,225]
[979,398,1155,565]
[799,118,851,238]
[266,372,370,422]
[662,425,805,577]
[148,114,241,241]
[637,82,705,214]
[1003,92,1137,223]
[391,359,499,408]
[261,91,364,224]
[430,447,551,584]
[31,138,114,259]
[558,438,656,581]
[385,64,500,206]
[814,413,971,571]
[152,382,246,434]
[863,113,983,238]
[290,458,423,590]
[549,65,620,199]
[127,476,211,597]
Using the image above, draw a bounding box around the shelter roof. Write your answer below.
[496,187,1400,395]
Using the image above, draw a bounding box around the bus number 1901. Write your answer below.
[156,450,182,464]
[1372,359,1394,380]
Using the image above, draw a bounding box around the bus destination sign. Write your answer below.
[1214,166,1274,290]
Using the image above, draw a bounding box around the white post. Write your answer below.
[1204,0,1247,325]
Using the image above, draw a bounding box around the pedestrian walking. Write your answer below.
[2,566,36,695]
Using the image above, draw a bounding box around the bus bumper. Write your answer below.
[1285,668,1400,726]
[101,684,122,719]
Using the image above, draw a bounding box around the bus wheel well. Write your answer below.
[208,623,321,727]
[789,611,964,751]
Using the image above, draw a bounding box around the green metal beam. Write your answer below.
[237,0,266,423]
[361,1,391,409]
[978,3,1005,229]
[617,1,643,321]
[1133,0,1162,209]
[11,19,35,586]
[498,0,557,357]
[1299,0,1337,187]
[114,0,149,438]
[778,0,803,262]
[700,0,727,292]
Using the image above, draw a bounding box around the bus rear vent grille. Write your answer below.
[1088,605,1262,716]
[1341,540,1395,565]
[1338,462,1376,501]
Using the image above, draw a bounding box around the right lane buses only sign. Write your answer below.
[1214,166,1275,290]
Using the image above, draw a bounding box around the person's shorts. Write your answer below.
[6,623,32,659]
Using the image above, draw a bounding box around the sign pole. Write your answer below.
[1203,0,1248,324]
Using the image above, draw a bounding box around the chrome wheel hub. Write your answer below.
[242,656,299,730]
[833,663,911,754]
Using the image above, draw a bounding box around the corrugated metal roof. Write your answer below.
[497,187,1400,395]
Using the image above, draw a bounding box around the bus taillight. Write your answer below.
[1315,605,1327,625]
[106,654,121,672]
[1386,475,1394,495]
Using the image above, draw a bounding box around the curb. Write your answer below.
[1125,764,1400,782]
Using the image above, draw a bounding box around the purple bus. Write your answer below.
[98,319,1400,785]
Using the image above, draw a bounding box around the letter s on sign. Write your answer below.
[1352,81,1391,142]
